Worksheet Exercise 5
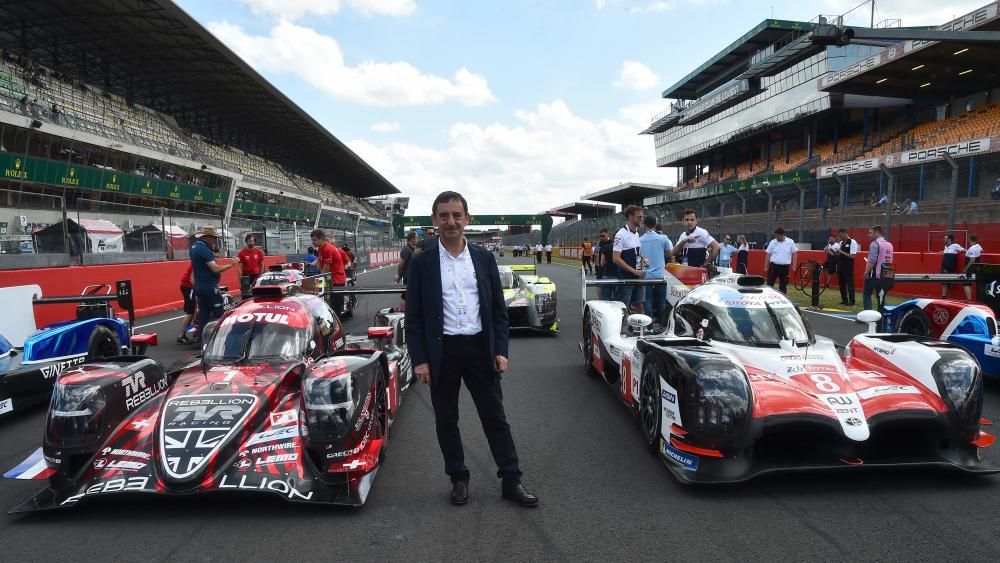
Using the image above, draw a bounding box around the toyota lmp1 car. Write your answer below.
[581,269,996,483]
[1,281,157,420]
[499,264,558,333]
[4,279,412,512]
[884,298,1000,377]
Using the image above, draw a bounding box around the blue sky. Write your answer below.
[174,0,985,215]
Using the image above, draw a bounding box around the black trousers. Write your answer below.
[838,264,855,304]
[546,251,552,263]
[328,282,345,315]
[535,251,542,263]
[431,333,521,485]
[768,263,790,293]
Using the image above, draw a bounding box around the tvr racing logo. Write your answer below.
[122,371,168,410]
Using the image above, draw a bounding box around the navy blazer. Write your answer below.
[405,241,509,382]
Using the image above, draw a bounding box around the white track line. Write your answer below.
[133,264,396,330]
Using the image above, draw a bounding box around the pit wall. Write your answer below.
[555,247,999,301]
[0,256,286,329]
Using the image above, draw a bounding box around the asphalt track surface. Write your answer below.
[3,258,1000,561]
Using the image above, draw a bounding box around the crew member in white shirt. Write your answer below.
[964,234,983,300]
[534,243,543,264]
[941,233,965,298]
[670,209,720,268]
[764,227,798,294]
[544,243,553,264]
[613,205,647,312]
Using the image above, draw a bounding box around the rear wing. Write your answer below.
[32,280,138,332]
[509,264,537,275]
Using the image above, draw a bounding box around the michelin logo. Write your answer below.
[661,441,699,471]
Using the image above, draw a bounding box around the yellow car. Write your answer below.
[499,264,558,334]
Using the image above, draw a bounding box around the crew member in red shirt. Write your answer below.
[176,263,196,344]
[237,234,265,288]
[311,229,346,314]
[341,243,356,282]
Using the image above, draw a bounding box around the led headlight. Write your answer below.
[691,363,750,438]
[46,383,107,447]
[932,351,982,432]
[303,375,357,441]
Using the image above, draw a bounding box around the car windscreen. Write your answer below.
[500,271,516,289]
[205,320,308,364]
[704,302,813,346]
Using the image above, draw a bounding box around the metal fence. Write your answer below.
[0,187,68,269]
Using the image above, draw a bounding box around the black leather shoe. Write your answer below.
[450,481,468,505]
[502,482,539,507]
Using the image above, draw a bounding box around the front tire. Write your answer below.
[898,307,931,337]
[639,360,663,454]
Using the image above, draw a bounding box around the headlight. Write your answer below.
[303,375,357,441]
[932,351,982,432]
[691,363,750,439]
[46,383,107,447]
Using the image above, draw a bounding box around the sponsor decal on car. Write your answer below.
[218,473,313,500]
[660,378,683,436]
[932,308,950,325]
[661,440,699,471]
[819,393,870,441]
[0,398,12,415]
[40,356,87,379]
[121,370,168,410]
[220,312,290,327]
[248,441,296,455]
[857,385,921,400]
[59,476,150,506]
[985,344,1000,359]
[254,453,298,466]
[245,425,299,447]
[100,447,151,460]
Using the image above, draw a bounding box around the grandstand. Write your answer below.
[0,0,397,268]
[618,2,1000,251]
[541,3,1000,253]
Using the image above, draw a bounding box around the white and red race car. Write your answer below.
[581,269,996,483]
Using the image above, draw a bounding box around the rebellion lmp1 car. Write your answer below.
[883,298,999,377]
[581,269,996,483]
[498,264,558,333]
[1,281,157,420]
[4,278,412,512]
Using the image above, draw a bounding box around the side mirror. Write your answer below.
[627,314,653,337]
[856,310,882,334]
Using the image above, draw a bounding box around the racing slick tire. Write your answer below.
[582,309,598,378]
[898,307,931,337]
[87,325,121,359]
[638,358,664,454]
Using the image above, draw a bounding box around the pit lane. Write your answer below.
[1,258,999,561]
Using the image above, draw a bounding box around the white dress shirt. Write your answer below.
[439,240,482,335]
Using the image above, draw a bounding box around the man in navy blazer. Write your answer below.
[405,191,538,507]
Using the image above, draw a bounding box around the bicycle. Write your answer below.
[794,260,830,297]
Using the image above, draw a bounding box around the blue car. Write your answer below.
[882,298,1000,377]
[0,281,157,418]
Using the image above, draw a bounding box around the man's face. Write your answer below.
[245,236,255,248]
[944,236,952,245]
[432,199,468,244]
[828,236,835,244]
[599,233,608,244]
[682,214,697,231]
[868,229,877,241]
[724,236,732,245]
[627,210,643,227]
[775,233,785,242]
[840,231,850,242]
[310,236,324,248]
[425,228,435,238]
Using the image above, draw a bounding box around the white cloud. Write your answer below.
[207,20,496,107]
[370,121,400,133]
[819,0,985,27]
[614,61,659,91]
[238,0,416,20]
[347,100,676,215]
[628,1,676,14]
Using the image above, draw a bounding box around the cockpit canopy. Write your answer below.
[672,285,814,346]
[204,302,314,364]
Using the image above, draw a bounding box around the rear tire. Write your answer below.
[582,309,598,377]
[87,325,121,359]
[898,307,931,337]
[639,359,663,454]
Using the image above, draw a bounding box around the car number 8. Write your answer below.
[810,373,840,393]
